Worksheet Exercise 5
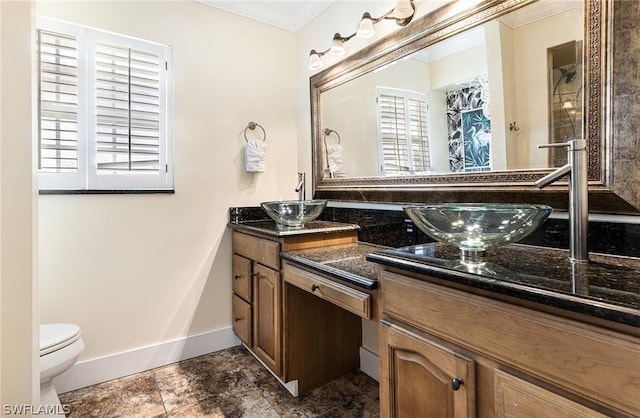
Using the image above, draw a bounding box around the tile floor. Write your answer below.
[59,345,380,417]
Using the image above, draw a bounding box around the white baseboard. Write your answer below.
[54,327,240,393]
[359,346,379,382]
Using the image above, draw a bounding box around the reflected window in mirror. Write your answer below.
[376,87,431,176]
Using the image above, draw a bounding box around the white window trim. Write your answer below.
[36,17,174,192]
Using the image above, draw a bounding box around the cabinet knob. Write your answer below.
[451,378,464,391]
[311,284,320,292]
[234,317,242,322]
[234,274,241,280]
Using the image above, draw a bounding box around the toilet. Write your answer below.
[40,324,85,413]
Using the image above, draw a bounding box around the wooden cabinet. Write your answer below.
[379,269,640,418]
[380,321,475,418]
[230,227,360,394]
[232,233,282,376]
[252,263,281,374]
[232,294,251,346]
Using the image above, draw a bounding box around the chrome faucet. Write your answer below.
[535,139,588,263]
[295,172,305,201]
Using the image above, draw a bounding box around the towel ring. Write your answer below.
[323,128,341,146]
[244,121,266,142]
[323,128,341,170]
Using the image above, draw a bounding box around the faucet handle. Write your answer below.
[538,142,570,149]
[539,139,586,151]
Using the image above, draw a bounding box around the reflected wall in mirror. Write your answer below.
[320,1,583,179]
[311,0,640,213]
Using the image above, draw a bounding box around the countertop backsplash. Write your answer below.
[229,205,640,258]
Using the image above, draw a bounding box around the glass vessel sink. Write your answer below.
[261,200,328,229]
[404,203,552,264]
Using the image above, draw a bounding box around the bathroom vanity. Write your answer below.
[369,244,640,418]
[228,219,376,395]
[228,209,639,416]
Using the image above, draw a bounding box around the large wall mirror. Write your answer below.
[311,0,640,214]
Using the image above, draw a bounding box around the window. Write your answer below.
[376,87,430,175]
[36,17,173,192]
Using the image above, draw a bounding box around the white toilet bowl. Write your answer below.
[40,324,85,415]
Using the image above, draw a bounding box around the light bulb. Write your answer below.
[309,50,323,70]
[357,13,375,38]
[393,0,414,19]
[329,33,345,56]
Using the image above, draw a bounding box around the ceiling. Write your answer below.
[194,0,335,32]
[194,0,584,33]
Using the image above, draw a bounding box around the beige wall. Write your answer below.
[1,0,40,409]
[36,1,298,362]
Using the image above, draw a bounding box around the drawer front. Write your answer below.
[494,370,608,418]
[381,270,640,417]
[232,294,252,346]
[284,263,371,319]
[232,254,252,302]
[232,232,280,270]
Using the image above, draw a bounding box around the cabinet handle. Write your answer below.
[451,378,464,391]
[234,316,242,322]
[311,284,320,292]
[234,274,241,280]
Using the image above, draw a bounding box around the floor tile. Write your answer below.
[61,371,165,418]
[59,346,380,418]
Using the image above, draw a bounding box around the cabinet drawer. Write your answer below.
[232,294,252,346]
[284,263,371,319]
[232,254,252,302]
[494,369,608,418]
[232,232,280,270]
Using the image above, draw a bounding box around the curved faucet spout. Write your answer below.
[535,163,571,189]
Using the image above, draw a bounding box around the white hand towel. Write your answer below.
[326,144,343,173]
[245,140,267,173]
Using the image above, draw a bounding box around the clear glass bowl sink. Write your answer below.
[404,203,552,264]
[261,200,327,229]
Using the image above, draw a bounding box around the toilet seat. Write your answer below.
[40,323,81,356]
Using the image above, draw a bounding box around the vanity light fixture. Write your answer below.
[308,0,415,70]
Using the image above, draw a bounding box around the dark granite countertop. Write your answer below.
[228,219,360,237]
[367,243,640,327]
[281,242,387,290]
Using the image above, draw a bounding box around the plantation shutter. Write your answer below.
[408,97,430,172]
[38,30,78,173]
[376,88,430,175]
[37,26,88,190]
[95,43,162,173]
[378,93,410,173]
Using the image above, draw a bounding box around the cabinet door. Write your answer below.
[232,254,252,302]
[380,321,475,418]
[232,294,252,346]
[252,263,281,376]
[494,370,608,418]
